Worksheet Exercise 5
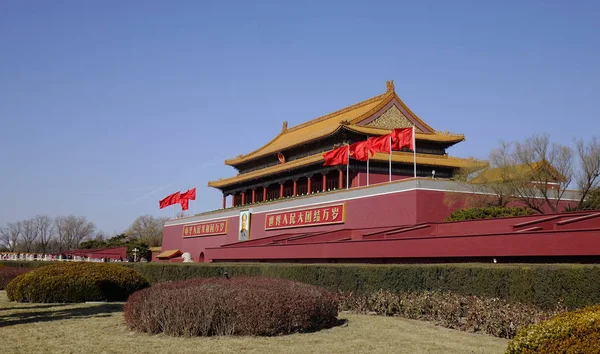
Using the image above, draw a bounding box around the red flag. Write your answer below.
[323,145,349,166]
[349,140,375,161]
[181,188,196,200]
[368,134,392,153]
[391,128,414,150]
[179,188,196,210]
[159,191,181,209]
[180,197,189,210]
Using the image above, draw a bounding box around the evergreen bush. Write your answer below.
[445,206,535,221]
[124,276,339,336]
[505,305,600,353]
[6,262,149,303]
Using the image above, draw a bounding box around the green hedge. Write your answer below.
[445,206,535,221]
[3,262,600,310]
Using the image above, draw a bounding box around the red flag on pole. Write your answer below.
[179,188,196,211]
[180,188,196,200]
[368,134,392,153]
[349,141,375,161]
[323,145,349,166]
[391,128,414,150]
[159,191,181,209]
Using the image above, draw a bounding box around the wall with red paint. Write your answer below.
[351,172,410,188]
[163,189,425,261]
[162,182,579,262]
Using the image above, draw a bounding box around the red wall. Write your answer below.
[162,187,579,262]
[351,172,410,188]
[163,189,425,261]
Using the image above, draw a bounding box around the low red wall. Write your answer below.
[162,186,579,262]
[162,189,428,261]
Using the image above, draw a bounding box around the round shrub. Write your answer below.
[505,305,600,353]
[124,277,339,336]
[0,267,30,290]
[6,262,150,303]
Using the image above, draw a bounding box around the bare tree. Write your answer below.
[20,218,39,253]
[480,140,518,207]
[510,134,574,213]
[0,222,22,252]
[574,137,600,208]
[54,215,95,251]
[35,215,54,255]
[126,215,167,247]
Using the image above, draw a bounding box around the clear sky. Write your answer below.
[1,0,599,234]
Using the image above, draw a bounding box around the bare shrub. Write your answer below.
[337,290,567,339]
[123,277,339,336]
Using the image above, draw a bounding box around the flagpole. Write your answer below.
[413,126,417,179]
[367,156,370,186]
[389,135,392,182]
[346,144,349,189]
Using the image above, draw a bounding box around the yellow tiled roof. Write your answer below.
[224,81,448,166]
[346,125,465,144]
[208,151,487,188]
[148,247,162,252]
[470,160,564,184]
[156,249,182,259]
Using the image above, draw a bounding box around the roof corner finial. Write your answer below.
[386,80,395,93]
[282,120,288,132]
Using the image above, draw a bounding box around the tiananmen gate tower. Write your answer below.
[160,81,588,263]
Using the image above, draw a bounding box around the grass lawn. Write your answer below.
[0,291,508,354]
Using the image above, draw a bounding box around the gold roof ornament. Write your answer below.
[386,80,395,92]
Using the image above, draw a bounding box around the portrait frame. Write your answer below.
[238,209,251,241]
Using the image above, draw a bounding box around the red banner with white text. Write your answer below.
[264,203,346,230]
[182,220,228,238]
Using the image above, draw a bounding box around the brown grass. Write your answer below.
[0,291,509,354]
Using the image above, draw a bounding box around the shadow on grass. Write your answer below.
[0,303,123,328]
[0,303,73,312]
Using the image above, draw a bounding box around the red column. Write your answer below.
[338,169,343,189]
[232,193,236,207]
[293,180,297,196]
[222,194,227,209]
[322,174,327,191]
[251,189,256,204]
[241,191,245,205]
[307,176,312,194]
[263,186,267,201]
[279,183,284,199]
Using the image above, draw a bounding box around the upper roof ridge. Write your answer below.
[284,84,393,134]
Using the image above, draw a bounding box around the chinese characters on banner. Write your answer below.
[182,220,228,238]
[264,203,345,230]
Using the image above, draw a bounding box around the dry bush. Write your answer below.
[0,267,30,290]
[6,262,149,303]
[337,290,567,339]
[123,277,339,337]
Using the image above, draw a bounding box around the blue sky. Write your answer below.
[1,0,599,234]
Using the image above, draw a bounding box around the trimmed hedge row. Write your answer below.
[506,304,600,353]
[3,262,600,310]
[121,263,600,311]
[6,262,149,303]
[124,277,339,336]
[445,206,535,221]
